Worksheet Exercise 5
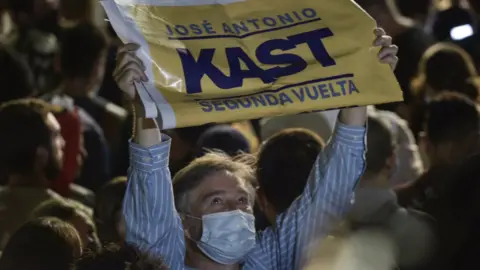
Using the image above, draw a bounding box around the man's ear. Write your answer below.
[35,146,49,171]
[256,187,268,213]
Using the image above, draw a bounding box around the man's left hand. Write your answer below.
[338,28,399,126]
[373,28,399,71]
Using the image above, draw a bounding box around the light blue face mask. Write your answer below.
[192,210,256,265]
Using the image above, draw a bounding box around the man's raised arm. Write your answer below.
[115,43,186,268]
[248,28,398,269]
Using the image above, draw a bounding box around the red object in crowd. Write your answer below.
[52,108,82,196]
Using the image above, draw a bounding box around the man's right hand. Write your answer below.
[113,43,148,101]
[114,43,161,146]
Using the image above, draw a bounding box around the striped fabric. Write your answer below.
[124,122,366,270]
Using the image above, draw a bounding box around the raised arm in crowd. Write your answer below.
[113,28,398,270]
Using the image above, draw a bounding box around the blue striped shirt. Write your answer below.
[125,122,366,270]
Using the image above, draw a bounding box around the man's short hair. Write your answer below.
[194,125,250,158]
[32,200,77,221]
[168,124,216,147]
[425,92,479,145]
[172,152,255,213]
[59,23,107,78]
[0,99,58,176]
[0,217,81,270]
[256,128,325,213]
[366,115,395,173]
[0,45,36,103]
[76,243,168,270]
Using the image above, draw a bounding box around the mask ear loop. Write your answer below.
[180,213,203,243]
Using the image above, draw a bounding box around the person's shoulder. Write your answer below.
[76,106,105,135]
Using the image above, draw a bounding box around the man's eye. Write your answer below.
[238,197,249,204]
[211,197,222,205]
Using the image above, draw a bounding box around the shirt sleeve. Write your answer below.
[245,122,366,270]
[124,136,186,269]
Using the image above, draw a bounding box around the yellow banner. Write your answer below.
[102,0,402,129]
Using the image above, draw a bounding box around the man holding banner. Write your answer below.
[113,26,398,270]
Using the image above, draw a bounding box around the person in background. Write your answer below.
[0,99,68,248]
[0,217,81,270]
[255,128,325,230]
[0,44,93,204]
[98,22,124,108]
[164,124,216,176]
[94,177,127,245]
[5,0,61,93]
[436,153,480,270]
[47,23,115,191]
[32,199,101,252]
[367,106,424,187]
[348,115,434,269]
[194,125,250,158]
[397,92,480,208]
[397,94,480,270]
[75,243,169,270]
[56,22,127,132]
[410,42,480,139]
[357,0,434,118]
[0,44,37,103]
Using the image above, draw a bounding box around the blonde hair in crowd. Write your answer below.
[411,42,480,97]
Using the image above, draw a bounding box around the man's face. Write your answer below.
[185,171,254,239]
[45,112,65,179]
[70,211,101,252]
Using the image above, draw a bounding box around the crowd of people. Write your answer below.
[0,0,479,269]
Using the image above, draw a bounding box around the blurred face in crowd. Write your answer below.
[70,210,101,252]
[183,170,254,240]
[43,112,65,180]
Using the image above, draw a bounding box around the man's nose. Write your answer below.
[226,199,245,211]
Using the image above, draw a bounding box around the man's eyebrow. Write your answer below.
[201,187,250,201]
[201,190,226,201]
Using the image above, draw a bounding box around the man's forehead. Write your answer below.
[194,172,250,196]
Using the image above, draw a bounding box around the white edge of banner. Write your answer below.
[112,0,245,7]
[100,0,177,129]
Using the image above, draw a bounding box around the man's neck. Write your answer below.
[7,173,49,189]
[61,79,91,98]
[185,244,240,270]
